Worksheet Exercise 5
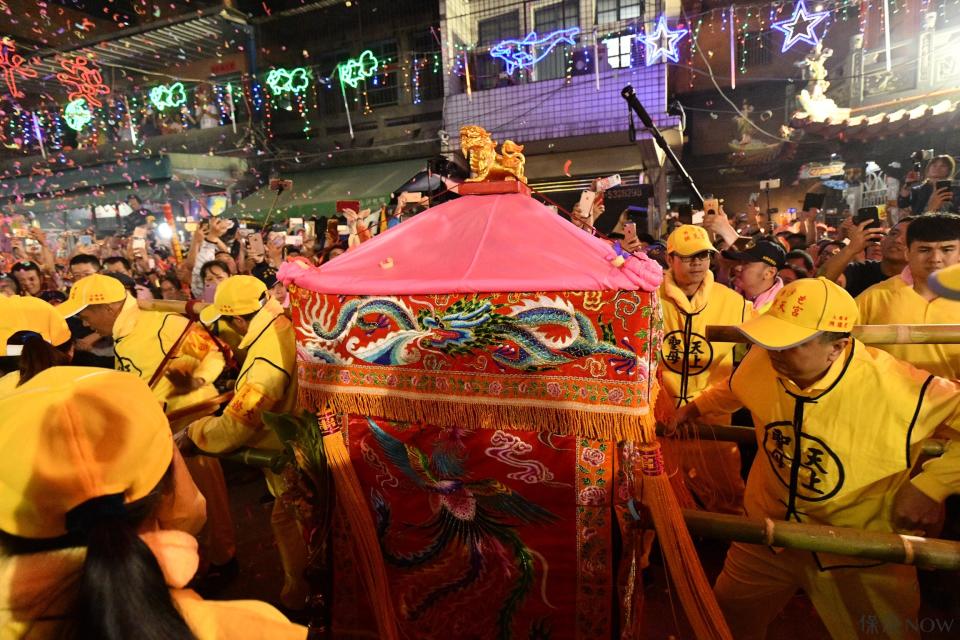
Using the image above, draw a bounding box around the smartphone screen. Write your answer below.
[132,238,146,250]
[247,233,265,254]
[702,198,719,215]
[79,235,93,246]
[854,206,882,231]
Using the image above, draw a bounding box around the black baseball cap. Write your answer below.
[722,239,787,269]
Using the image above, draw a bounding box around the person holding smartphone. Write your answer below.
[898,154,958,214]
[855,214,960,380]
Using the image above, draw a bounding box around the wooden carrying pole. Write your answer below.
[656,422,948,457]
[139,299,210,314]
[683,509,960,571]
[706,324,960,344]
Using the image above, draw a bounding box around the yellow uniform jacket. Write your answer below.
[694,341,960,542]
[657,270,753,421]
[112,296,225,412]
[187,298,297,455]
[856,274,960,380]
[0,529,306,640]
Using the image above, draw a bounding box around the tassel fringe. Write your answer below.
[320,413,400,640]
[638,443,732,640]
[300,387,656,441]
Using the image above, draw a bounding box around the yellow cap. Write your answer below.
[930,264,960,301]
[666,225,716,256]
[199,275,268,325]
[58,273,127,319]
[0,367,173,538]
[0,296,72,355]
[736,277,858,350]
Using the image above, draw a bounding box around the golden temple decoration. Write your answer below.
[460,125,527,183]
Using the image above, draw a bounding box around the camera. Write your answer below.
[910,149,934,173]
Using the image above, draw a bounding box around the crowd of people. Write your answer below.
[564,157,960,639]
[0,149,958,639]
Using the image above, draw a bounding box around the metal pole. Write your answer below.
[729,6,736,90]
[338,72,355,140]
[621,85,704,207]
[883,0,893,72]
[593,29,600,91]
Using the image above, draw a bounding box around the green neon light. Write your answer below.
[63,98,92,131]
[149,82,187,111]
[266,67,310,94]
[338,50,378,89]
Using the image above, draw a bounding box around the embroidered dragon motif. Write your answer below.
[304,294,638,373]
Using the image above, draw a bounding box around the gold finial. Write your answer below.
[459,125,527,184]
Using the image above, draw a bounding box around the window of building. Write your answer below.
[364,39,400,107]
[533,1,580,81]
[597,0,644,24]
[738,31,774,67]
[317,49,348,116]
[411,28,444,102]
[478,10,521,90]
[604,34,635,69]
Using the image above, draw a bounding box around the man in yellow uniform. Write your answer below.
[658,225,754,512]
[57,274,237,572]
[180,275,309,610]
[673,278,960,640]
[856,213,960,380]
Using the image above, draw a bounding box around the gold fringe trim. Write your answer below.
[299,386,660,442]
[323,419,400,640]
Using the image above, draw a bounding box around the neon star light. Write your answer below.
[0,37,38,99]
[771,0,829,53]
[266,67,311,94]
[149,82,187,111]
[490,27,580,75]
[337,51,378,89]
[639,16,688,66]
[63,98,92,131]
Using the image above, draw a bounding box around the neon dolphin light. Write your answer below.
[489,27,580,75]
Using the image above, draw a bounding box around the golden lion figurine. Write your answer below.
[459,125,526,183]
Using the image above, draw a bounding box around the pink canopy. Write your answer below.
[279,193,662,294]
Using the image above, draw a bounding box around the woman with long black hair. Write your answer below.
[0,367,307,639]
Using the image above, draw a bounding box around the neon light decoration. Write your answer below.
[149,82,188,111]
[337,51,379,89]
[56,55,111,108]
[266,67,311,94]
[63,98,92,131]
[771,0,829,53]
[490,27,580,75]
[639,16,688,66]
[0,37,38,99]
